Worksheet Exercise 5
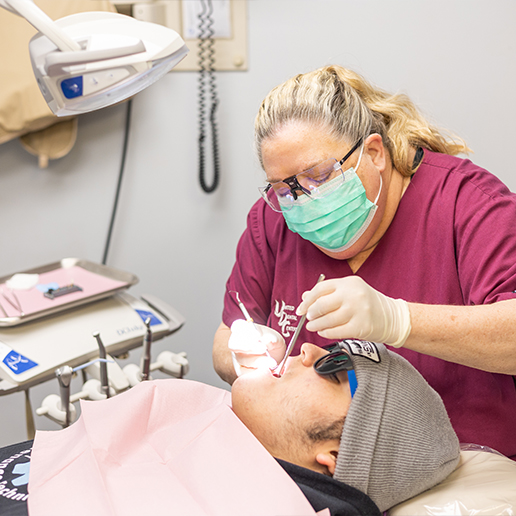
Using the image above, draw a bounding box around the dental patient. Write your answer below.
[231,338,461,513]
[0,340,459,516]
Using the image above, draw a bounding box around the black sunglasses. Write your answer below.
[313,344,358,397]
[314,348,353,375]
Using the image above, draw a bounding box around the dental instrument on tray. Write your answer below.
[0,300,7,318]
[273,274,325,378]
[0,287,24,316]
[44,284,83,300]
[140,317,152,381]
[93,331,110,398]
[0,258,140,326]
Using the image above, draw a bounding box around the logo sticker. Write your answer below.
[135,310,161,326]
[0,342,38,375]
[344,340,381,363]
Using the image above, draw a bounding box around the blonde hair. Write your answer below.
[255,66,471,176]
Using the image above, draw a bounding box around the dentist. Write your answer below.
[213,65,516,460]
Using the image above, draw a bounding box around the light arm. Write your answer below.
[1,0,80,51]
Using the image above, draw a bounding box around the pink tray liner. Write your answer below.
[0,266,127,318]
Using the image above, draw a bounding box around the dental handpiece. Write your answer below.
[56,365,73,427]
[93,331,110,398]
[140,317,152,381]
[273,273,326,378]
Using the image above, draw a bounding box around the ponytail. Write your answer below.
[255,66,471,176]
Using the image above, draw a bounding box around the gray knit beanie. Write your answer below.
[333,340,460,512]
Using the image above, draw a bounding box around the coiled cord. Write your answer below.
[197,0,220,193]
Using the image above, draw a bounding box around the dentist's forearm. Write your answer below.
[405,299,516,374]
[213,322,238,385]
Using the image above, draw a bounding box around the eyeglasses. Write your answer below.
[313,343,358,397]
[258,138,363,213]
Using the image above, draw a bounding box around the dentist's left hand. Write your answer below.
[296,276,411,347]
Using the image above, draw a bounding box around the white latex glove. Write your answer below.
[228,319,286,376]
[296,276,411,348]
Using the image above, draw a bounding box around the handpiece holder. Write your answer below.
[35,308,188,428]
[123,351,190,387]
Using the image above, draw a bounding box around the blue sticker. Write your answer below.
[348,369,358,398]
[36,282,59,293]
[135,310,161,326]
[2,351,38,375]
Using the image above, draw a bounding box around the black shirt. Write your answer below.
[277,459,381,516]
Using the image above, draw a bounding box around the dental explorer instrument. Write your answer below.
[273,273,325,378]
[230,290,277,362]
[140,317,153,381]
[56,365,73,427]
[93,331,110,398]
[230,290,259,331]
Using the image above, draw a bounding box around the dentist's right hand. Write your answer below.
[228,320,286,376]
[296,276,411,348]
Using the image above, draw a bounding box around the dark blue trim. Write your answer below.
[348,369,358,398]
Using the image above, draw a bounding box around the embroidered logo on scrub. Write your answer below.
[273,300,298,338]
[0,447,31,505]
[0,342,38,375]
[344,339,381,363]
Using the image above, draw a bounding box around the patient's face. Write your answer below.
[231,343,352,466]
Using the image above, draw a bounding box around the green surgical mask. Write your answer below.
[282,158,381,252]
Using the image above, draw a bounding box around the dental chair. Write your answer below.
[388,444,516,516]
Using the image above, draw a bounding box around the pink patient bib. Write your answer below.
[28,379,324,516]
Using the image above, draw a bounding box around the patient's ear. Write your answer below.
[315,442,339,476]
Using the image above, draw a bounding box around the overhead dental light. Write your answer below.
[0,0,188,116]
